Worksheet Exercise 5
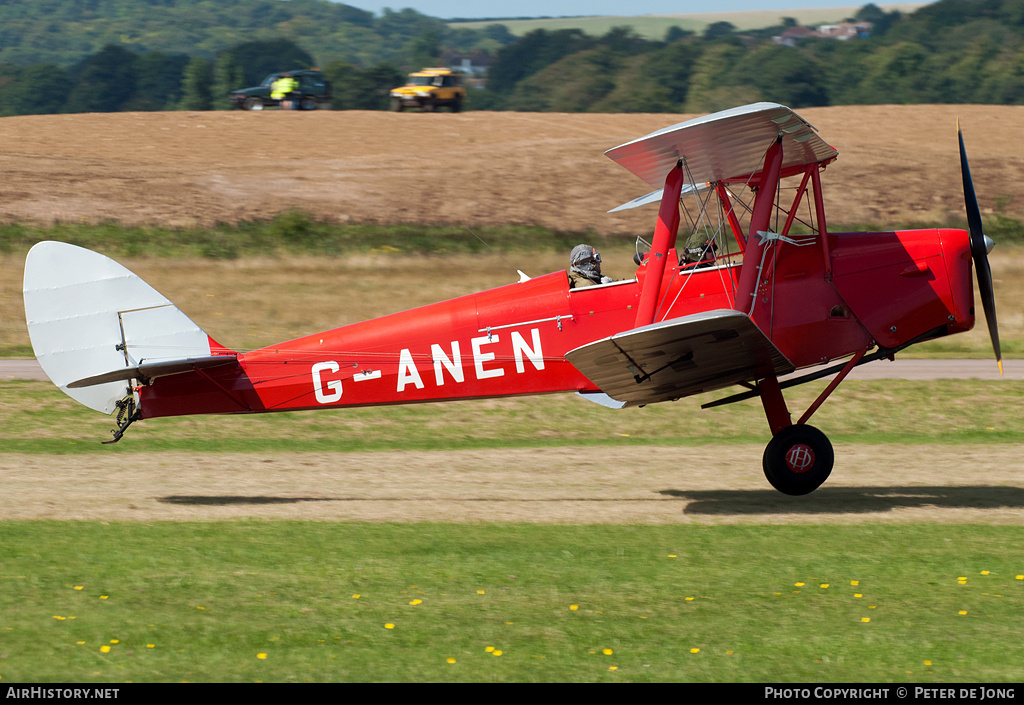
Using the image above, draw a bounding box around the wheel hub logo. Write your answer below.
[786,444,816,473]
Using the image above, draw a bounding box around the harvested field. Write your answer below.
[1,106,1022,232]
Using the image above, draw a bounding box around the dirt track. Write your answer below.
[4,446,1024,524]
[2,105,1022,232]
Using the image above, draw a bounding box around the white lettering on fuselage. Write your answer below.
[311,361,343,403]
[431,341,463,385]
[310,327,545,404]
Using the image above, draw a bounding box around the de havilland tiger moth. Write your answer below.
[23,103,1002,495]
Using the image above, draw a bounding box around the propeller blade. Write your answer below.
[958,122,1002,374]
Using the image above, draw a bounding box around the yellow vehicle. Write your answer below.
[389,68,466,112]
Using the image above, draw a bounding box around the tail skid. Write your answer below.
[23,242,234,433]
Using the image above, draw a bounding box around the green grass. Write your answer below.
[1,522,1022,682]
[1,379,1021,454]
[0,216,629,260]
[4,214,1023,260]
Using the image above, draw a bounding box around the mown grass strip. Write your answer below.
[3,213,1023,259]
[0,216,629,259]
[2,379,1021,454]
[1,522,1022,682]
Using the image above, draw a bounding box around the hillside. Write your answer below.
[0,105,1019,235]
[448,4,927,38]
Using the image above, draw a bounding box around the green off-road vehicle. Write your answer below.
[230,70,332,110]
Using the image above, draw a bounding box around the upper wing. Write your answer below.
[565,309,794,405]
[605,102,838,189]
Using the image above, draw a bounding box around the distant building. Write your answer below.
[817,22,873,40]
[772,21,873,46]
[773,26,824,47]
[439,49,494,76]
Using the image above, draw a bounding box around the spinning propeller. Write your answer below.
[958,122,1003,375]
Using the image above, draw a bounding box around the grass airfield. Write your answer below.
[3,522,1024,683]
[2,244,1023,681]
[2,376,1024,682]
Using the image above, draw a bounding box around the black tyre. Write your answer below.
[299,97,318,110]
[421,99,436,112]
[762,424,834,496]
[450,97,462,113]
[243,97,264,111]
[390,98,404,112]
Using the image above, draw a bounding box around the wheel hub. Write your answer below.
[785,444,816,473]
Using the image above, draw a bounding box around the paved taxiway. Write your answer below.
[1,358,1019,383]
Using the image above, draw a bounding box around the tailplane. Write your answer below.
[23,242,234,418]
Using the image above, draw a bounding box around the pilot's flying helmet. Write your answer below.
[570,244,601,270]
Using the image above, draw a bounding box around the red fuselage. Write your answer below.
[138,227,975,420]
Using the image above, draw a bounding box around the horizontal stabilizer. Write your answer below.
[68,355,238,389]
[605,102,838,189]
[565,309,794,405]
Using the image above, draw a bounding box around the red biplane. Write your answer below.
[23,103,1001,495]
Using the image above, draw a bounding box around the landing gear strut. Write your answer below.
[762,424,834,495]
[754,351,865,495]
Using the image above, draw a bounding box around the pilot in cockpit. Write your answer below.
[568,244,613,288]
[682,236,718,267]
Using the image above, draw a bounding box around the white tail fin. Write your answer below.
[23,241,223,415]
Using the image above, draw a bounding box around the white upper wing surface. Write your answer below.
[605,102,838,189]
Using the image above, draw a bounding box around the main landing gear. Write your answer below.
[762,424,834,496]
[754,350,865,495]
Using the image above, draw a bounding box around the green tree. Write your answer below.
[703,21,737,40]
[224,39,315,87]
[347,62,404,110]
[591,55,675,113]
[322,60,360,109]
[857,41,931,103]
[179,56,212,110]
[64,44,138,113]
[482,24,516,44]
[733,45,828,107]
[642,40,703,106]
[684,43,751,112]
[507,47,619,112]
[978,48,1024,103]
[0,63,70,115]
[487,29,594,94]
[212,52,245,110]
[405,30,441,69]
[125,51,189,110]
[807,38,873,106]
[664,26,693,43]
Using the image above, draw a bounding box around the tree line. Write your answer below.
[0,0,509,69]
[0,39,415,114]
[472,1,1024,112]
[3,0,1024,115]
